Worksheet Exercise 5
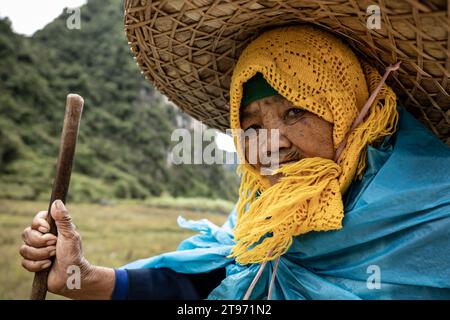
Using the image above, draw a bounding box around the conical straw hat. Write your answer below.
[124,0,449,144]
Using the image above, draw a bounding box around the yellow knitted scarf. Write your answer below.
[228,25,398,265]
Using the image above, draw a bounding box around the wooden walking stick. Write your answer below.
[30,94,84,300]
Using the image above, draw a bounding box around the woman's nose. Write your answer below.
[260,110,291,153]
[260,128,291,155]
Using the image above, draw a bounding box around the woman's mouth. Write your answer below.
[279,160,297,166]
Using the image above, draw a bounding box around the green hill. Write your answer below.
[0,0,238,203]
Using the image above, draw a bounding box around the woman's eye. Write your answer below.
[286,108,305,119]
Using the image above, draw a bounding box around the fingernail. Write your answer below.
[54,200,66,211]
[49,250,56,257]
[42,262,51,269]
[38,226,49,233]
[47,240,56,245]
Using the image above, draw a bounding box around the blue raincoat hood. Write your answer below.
[121,106,450,299]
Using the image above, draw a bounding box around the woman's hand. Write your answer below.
[20,200,115,299]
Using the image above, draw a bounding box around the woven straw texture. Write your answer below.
[124,0,449,144]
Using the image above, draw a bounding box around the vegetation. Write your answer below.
[144,196,234,215]
[0,0,239,203]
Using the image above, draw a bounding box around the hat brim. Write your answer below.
[124,0,449,144]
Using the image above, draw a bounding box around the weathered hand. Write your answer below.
[20,200,114,299]
[20,200,90,295]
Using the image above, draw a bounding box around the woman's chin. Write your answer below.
[267,172,284,186]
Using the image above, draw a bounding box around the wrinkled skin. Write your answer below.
[239,95,334,185]
[20,200,114,299]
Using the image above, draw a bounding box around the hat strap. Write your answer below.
[243,249,273,300]
[267,256,280,299]
[334,62,401,162]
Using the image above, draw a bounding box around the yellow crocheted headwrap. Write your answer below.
[228,25,398,265]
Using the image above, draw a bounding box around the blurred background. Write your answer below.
[0,0,239,299]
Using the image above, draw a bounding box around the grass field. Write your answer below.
[0,199,228,300]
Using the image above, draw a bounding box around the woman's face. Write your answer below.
[239,95,334,185]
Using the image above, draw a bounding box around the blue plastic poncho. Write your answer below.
[121,107,450,299]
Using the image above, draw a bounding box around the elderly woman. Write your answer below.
[19,23,450,299]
